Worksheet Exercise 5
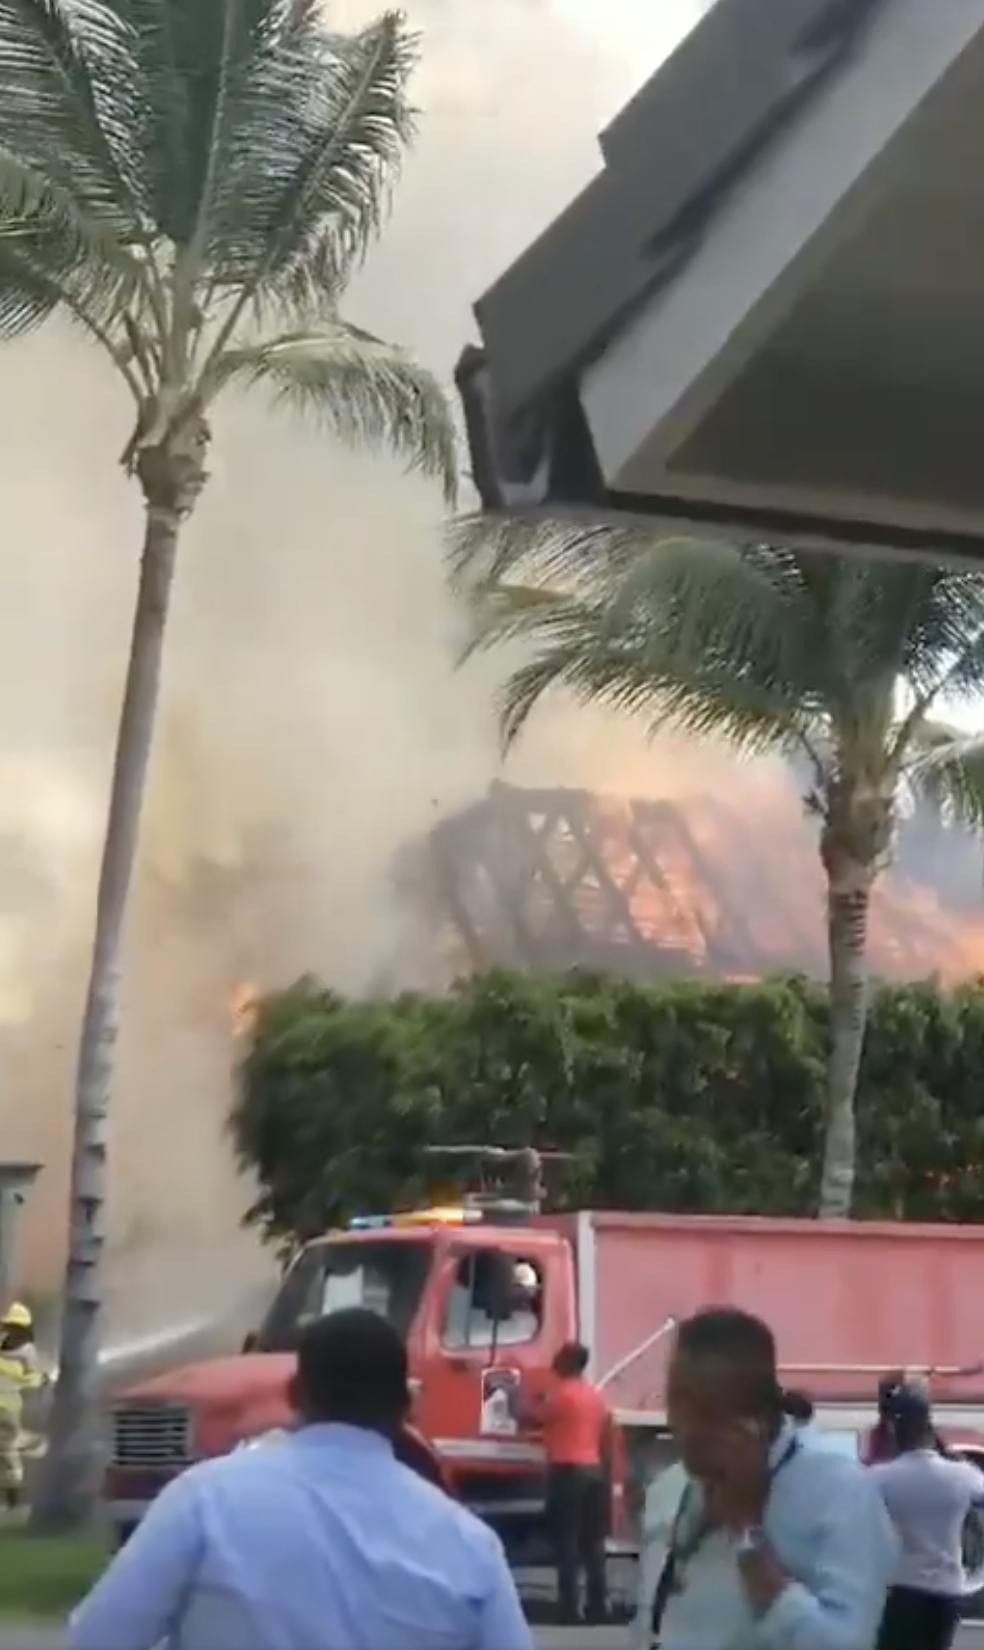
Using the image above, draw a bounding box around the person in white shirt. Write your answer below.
[870,1380,984,1650]
[69,1307,533,1650]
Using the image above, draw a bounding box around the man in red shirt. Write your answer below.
[527,1340,611,1624]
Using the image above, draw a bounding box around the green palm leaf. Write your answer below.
[110,0,327,264]
[905,723,984,833]
[211,326,457,502]
[456,518,984,757]
[0,0,152,335]
[484,584,816,757]
[0,0,145,226]
[242,14,417,304]
[458,524,833,749]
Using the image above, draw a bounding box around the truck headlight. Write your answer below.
[235,1428,290,1452]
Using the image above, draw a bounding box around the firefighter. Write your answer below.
[0,1301,45,1510]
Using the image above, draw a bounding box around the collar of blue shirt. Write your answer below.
[290,1422,395,1455]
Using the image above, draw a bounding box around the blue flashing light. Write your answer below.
[345,1205,486,1232]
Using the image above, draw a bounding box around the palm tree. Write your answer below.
[451,522,984,1220]
[0,0,456,1526]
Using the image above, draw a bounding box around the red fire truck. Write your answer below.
[102,1171,984,1576]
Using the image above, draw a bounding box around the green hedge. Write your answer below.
[230,970,984,1244]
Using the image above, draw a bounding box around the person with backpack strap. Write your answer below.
[636,1308,898,1650]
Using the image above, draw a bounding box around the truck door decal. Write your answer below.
[480,1366,521,1437]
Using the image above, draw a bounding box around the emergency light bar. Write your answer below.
[346,1206,484,1231]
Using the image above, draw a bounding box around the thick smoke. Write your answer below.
[0,0,706,1335]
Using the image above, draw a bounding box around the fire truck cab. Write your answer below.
[104,1197,574,1561]
[260,1205,569,1543]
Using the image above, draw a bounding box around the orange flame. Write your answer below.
[420,778,984,985]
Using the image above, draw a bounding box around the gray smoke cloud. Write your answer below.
[0,0,704,1337]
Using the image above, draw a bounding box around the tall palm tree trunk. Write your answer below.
[818,879,872,1219]
[32,425,206,1529]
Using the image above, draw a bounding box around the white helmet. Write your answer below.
[513,1262,538,1293]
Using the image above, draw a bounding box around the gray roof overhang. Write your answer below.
[458,0,984,562]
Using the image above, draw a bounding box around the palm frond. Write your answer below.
[191,8,416,338]
[459,522,820,695]
[902,721,984,831]
[0,0,166,352]
[250,13,416,299]
[894,570,984,700]
[461,547,819,755]
[0,184,147,338]
[0,145,142,283]
[0,0,156,294]
[0,222,60,331]
[209,325,457,502]
[449,510,656,597]
[251,226,345,330]
[110,0,323,273]
[0,0,147,235]
[495,609,812,758]
[0,200,142,357]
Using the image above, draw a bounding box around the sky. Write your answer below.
[557,0,708,89]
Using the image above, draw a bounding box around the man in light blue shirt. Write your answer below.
[640,1307,897,1650]
[69,1308,533,1650]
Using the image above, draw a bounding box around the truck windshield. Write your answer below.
[256,1239,432,1351]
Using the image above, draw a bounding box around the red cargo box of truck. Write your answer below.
[581,1212,984,1423]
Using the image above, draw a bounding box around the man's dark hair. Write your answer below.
[877,1370,905,1421]
[293,1308,409,1432]
[554,1340,590,1377]
[781,1388,815,1423]
[675,1307,782,1416]
[884,1381,934,1453]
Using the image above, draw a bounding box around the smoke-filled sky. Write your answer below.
[0,0,708,1335]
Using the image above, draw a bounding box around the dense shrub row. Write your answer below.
[230,970,984,1244]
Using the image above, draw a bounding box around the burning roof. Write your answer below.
[400,780,984,985]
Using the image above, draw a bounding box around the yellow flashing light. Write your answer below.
[393,1206,483,1227]
[346,1206,483,1232]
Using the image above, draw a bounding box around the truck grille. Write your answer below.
[111,1402,192,1469]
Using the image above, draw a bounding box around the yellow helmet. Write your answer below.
[1,1302,32,1330]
